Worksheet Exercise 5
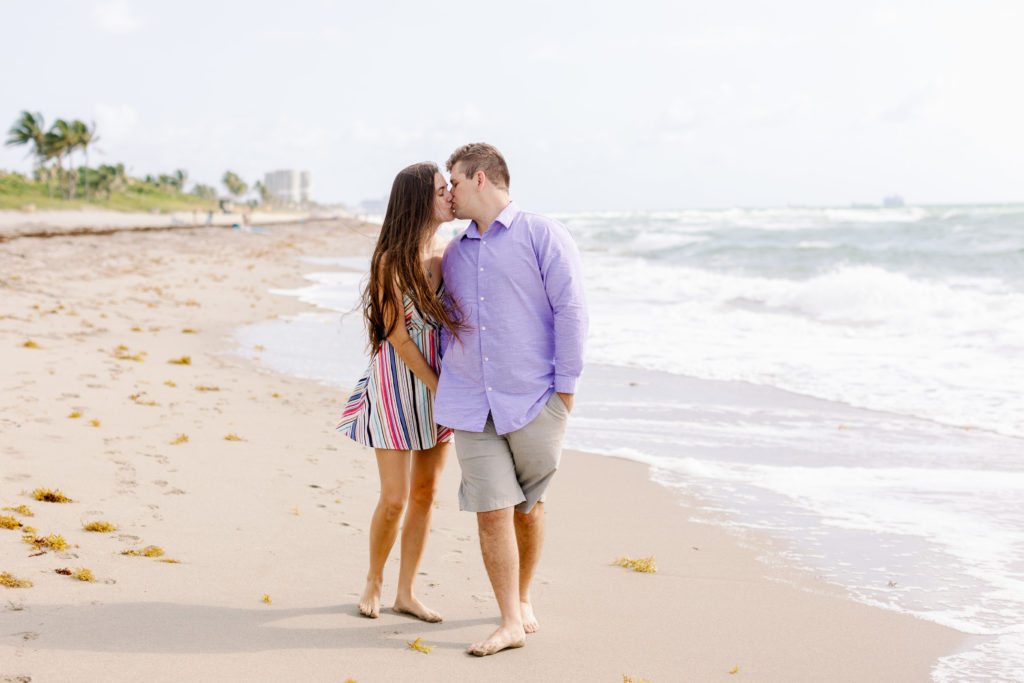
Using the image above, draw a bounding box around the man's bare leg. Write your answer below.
[514,501,545,633]
[468,506,527,656]
[360,449,410,618]
[393,442,448,623]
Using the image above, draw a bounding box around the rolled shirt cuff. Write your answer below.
[554,374,579,394]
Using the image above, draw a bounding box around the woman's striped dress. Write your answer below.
[337,287,453,450]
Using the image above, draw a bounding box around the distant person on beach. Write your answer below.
[336,162,462,622]
[435,143,588,655]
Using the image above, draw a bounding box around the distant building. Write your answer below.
[264,169,312,203]
[882,195,905,208]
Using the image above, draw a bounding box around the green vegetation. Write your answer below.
[0,170,217,211]
[3,110,268,213]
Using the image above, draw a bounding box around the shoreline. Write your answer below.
[0,220,969,681]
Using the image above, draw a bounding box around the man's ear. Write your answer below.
[475,170,487,189]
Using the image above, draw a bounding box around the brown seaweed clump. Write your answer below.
[168,356,192,365]
[22,340,41,349]
[24,534,70,552]
[122,545,164,558]
[83,521,117,533]
[68,410,82,418]
[32,488,73,503]
[195,385,220,392]
[0,571,33,588]
[169,434,189,445]
[611,555,658,573]
[3,505,33,517]
[0,515,23,530]
[224,433,242,441]
[623,676,651,683]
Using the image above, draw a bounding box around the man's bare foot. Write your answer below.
[520,600,539,633]
[393,596,443,623]
[467,624,526,656]
[358,579,382,618]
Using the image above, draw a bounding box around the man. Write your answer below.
[435,143,588,656]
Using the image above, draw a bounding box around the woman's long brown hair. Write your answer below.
[363,162,462,353]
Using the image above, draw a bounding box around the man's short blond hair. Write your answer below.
[446,143,510,191]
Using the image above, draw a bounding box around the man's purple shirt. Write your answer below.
[435,202,588,435]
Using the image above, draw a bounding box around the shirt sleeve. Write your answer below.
[534,220,588,393]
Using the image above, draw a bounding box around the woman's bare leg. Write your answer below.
[359,448,411,618]
[393,440,449,622]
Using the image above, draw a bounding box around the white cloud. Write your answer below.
[94,104,141,146]
[92,1,144,34]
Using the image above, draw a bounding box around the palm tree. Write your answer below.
[222,170,248,198]
[254,180,271,205]
[75,120,99,201]
[45,119,82,199]
[5,111,51,196]
[174,169,188,193]
[95,163,126,200]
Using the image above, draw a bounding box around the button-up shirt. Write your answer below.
[435,202,588,434]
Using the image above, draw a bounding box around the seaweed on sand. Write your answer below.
[0,572,33,588]
[32,488,73,503]
[24,534,70,551]
[407,637,435,654]
[57,568,95,582]
[83,521,117,533]
[611,555,657,573]
[0,515,22,530]
[122,545,164,558]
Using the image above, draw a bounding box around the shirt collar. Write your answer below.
[463,201,519,240]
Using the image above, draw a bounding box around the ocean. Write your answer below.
[235,204,1024,682]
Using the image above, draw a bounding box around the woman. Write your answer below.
[337,162,461,623]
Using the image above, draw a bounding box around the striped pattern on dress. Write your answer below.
[337,287,453,450]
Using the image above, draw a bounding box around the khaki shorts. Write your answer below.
[454,392,569,514]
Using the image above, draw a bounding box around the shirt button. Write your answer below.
[481,326,486,331]
[487,387,493,391]
[484,357,489,361]
[479,267,484,271]
[479,296,484,301]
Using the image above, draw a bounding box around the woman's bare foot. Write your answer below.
[467,624,527,656]
[358,579,382,618]
[520,600,539,633]
[393,595,443,623]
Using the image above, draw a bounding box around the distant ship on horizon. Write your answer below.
[882,194,905,207]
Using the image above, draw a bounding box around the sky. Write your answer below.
[2,0,1022,211]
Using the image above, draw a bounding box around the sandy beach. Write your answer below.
[0,217,969,682]
[0,207,323,241]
